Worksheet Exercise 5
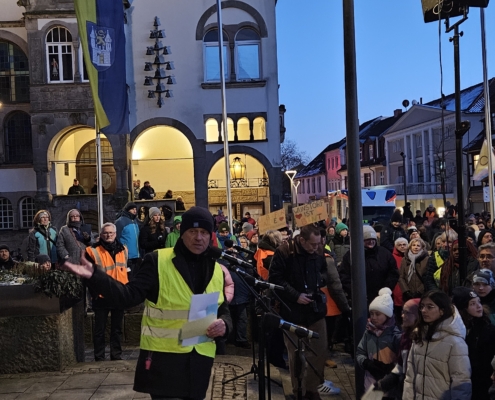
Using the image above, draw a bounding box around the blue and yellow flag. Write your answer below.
[74,0,129,135]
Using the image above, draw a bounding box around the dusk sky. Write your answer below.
[276,1,495,159]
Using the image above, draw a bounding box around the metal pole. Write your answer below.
[95,119,104,232]
[481,8,494,219]
[343,1,366,398]
[216,0,233,229]
[452,23,467,281]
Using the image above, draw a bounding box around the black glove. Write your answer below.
[363,359,387,380]
[376,372,400,392]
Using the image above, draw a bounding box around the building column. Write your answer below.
[34,165,53,209]
[421,129,427,181]
[411,134,417,182]
[109,134,131,208]
[428,127,435,185]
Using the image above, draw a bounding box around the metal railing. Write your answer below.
[376,182,453,195]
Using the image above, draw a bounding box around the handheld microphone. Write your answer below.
[264,313,319,339]
[224,239,255,255]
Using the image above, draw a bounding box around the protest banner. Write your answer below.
[257,209,287,234]
[293,200,329,227]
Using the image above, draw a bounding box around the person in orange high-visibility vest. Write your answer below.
[86,222,128,361]
[254,230,283,280]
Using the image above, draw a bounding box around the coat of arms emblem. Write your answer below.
[87,22,115,71]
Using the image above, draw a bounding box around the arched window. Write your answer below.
[19,197,35,228]
[0,198,13,230]
[205,118,219,142]
[237,117,250,141]
[253,117,266,140]
[203,29,229,82]
[46,26,74,82]
[235,28,260,80]
[77,138,113,163]
[4,111,33,164]
[0,40,29,103]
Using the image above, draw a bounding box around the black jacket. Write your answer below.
[380,223,407,252]
[0,257,15,270]
[465,317,495,400]
[138,224,167,254]
[269,238,327,326]
[339,245,399,305]
[86,240,232,398]
[138,186,155,200]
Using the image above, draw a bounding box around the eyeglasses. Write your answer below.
[101,231,116,236]
[419,304,438,311]
[479,254,495,260]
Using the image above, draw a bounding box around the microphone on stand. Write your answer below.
[225,239,255,255]
[264,313,319,339]
[208,247,284,291]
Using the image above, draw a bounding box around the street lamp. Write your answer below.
[400,152,407,205]
[285,170,299,229]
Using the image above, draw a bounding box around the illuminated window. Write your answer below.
[206,118,219,142]
[237,117,250,140]
[253,117,266,140]
[46,26,74,83]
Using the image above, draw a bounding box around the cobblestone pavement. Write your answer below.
[0,343,356,400]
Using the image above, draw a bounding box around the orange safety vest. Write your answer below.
[254,248,274,281]
[425,210,436,223]
[86,245,129,287]
[321,254,341,317]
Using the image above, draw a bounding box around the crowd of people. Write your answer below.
[5,200,495,399]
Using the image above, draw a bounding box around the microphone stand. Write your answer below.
[221,262,282,400]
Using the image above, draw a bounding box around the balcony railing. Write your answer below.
[208,178,269,189]
[376,182,453,195]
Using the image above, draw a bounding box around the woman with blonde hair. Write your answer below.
[139,207,167,254]
[27,210,58,265]
[399,238,429,302]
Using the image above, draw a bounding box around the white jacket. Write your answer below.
[403,308,471,400]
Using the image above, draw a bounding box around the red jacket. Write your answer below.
[392,247,404,307]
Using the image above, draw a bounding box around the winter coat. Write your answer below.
[269,238,327,326]
[115,210,140,259]
[165,228,180,249]
[27,224,58,263]
[423,250,449,292]
[403,310,472,400]
[465,317,495,400]
[139,224,167,254]
[480,289,495,326]
[392,248,404,307]
[380,224,407,252]
[398,250,429,301]
[356,322,401,391]
[321,255,350,316]
[228,253,254,306]
[56,211,91,263]
[340,245,399,305]
[332,234,350,265]
[254,236,277,280]
[215,233,238,249]
[138,186,156,200]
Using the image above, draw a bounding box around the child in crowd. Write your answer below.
[375,298,421,399]
[357,287,401,395]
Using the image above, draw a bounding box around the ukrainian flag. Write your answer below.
[74,0,129,135]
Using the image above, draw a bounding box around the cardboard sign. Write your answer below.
[293,200,329,228]
[257,209,287,234]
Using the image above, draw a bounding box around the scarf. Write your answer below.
[406,250,419,283]
[366,315,396,337]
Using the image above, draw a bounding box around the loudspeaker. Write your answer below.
[421,0,463,23]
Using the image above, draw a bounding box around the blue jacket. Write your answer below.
[115,211,140,259]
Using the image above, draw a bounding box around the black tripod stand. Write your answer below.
[221,265,283,400]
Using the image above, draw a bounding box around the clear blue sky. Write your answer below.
[276,1,495,159]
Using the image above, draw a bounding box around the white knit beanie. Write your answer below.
[369,288,394,318]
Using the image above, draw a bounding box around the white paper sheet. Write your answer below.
[181,292,220,346]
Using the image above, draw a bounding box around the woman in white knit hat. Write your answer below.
[356,287,401,394]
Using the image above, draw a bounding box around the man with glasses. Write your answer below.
[86,223,128,361]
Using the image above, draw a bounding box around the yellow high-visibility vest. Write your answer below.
[140,248,224,358]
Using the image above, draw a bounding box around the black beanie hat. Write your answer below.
[391,210,403,223]
[452,286,478,311]
[124,202,137,212]
[0,244,9,252]
[35,254,51,265]
[180,207,214,237]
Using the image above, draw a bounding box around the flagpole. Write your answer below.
[481,8,494,218]
[216,0,233,231]
[95,117,104,232]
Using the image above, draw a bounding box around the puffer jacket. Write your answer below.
[403,309,472,400]
[332,234,350,265]
[398,250,429,301]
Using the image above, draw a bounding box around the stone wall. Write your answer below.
[0,301,85,373]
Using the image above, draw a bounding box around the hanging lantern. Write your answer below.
[230,157,246,181]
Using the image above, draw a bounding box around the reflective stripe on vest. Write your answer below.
[433,251,445,287]
[140,248,225,358]
[86,245,129,285]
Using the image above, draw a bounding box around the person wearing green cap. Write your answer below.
[333,222,350,265]
[165,215,182,248]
